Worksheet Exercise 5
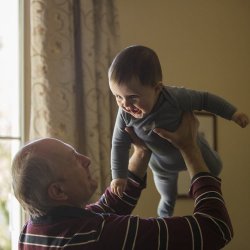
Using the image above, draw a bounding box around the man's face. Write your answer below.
[109,77,161,119]
[34,138,98,207]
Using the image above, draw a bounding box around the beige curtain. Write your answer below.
[29,0,120,200]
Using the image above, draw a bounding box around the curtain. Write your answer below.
[29,0,120,200]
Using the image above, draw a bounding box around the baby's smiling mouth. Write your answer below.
[123,106,142,117]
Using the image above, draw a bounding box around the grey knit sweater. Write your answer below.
[111,85,236,179]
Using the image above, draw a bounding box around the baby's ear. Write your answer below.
[48,182,68,201]
[155,81,163,91]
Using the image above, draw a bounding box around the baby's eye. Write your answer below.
[129,95,138,101]
[130,95,138,99]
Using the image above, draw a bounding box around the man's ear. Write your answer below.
[48,182,68,201]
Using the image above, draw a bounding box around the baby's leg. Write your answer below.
[152,171,178,217]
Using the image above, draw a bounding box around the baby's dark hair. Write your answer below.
[108,45,162,86]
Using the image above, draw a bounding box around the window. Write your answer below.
[0,1,22,249]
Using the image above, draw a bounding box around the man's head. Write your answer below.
[12,138,97,217]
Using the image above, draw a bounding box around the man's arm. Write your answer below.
[91,112,233,250]
[126,127,151,179]
[86,129,151,215]
[151,112,233,249]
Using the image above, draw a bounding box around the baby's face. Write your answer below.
[109,77,161,119]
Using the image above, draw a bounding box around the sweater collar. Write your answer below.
[31,206,94,224]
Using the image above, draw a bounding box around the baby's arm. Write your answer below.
[171,87,249,128]
[110,109,131,197]
[111,178,127,197]
[231,111,249,128]
[111,126,151,197]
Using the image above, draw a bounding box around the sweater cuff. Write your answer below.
[191,172,220,184]
[127,171,147,189]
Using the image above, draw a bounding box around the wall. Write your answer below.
[117,1,250,249]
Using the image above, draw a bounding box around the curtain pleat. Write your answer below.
[73,0,86,154]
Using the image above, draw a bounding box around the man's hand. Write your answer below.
[111,178,127,197]
[153,112,199,151]
[125,127,150,154]
[153,112,209,178]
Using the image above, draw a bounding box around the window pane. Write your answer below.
[0,0,20,138]
[0,140,20,250]
[0,1,20,250]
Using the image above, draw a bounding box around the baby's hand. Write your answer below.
[232,111,249,128]
[111,178,127,197]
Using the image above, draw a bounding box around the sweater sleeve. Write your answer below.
[128,172,233,250]
[97,172,233,250]
[111,108,132,179]
[86,171,147,215]
[167,86,237,120]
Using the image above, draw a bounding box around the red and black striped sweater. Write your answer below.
[19,172,233,250]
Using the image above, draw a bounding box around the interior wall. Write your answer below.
[117,1,250,249]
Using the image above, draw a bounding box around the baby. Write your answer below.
[108,45,249,216]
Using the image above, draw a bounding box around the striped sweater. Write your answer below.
[19,172,233,250]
